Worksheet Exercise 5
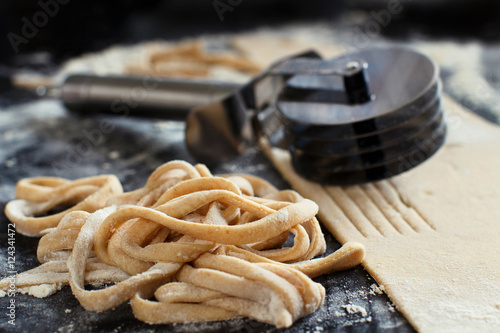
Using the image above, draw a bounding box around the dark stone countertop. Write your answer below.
[1,2,500,331]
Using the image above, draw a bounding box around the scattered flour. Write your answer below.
[275,209,289,221]
[4,158,17,168]
[387,301,397,313]
[369,283,385,296]
[108,151,120,159]
[342,304,368,317]
[18,283,62,298]
[57,323,75,333]
[334,310,346,317]
[89,281,105,288]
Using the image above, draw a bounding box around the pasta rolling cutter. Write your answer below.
[60,46,445,185]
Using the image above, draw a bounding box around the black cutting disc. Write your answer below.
[291,126,446,184]
[291,114,445,171]
[276,46,446,185]
[287,93,441,156]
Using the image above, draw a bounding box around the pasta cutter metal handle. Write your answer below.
[60,75,240,120]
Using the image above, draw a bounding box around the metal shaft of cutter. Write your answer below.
[60,75,240,120]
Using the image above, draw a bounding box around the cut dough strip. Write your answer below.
[1,160,364,328]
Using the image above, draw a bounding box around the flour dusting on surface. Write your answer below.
[18,283,63,298]
[369,283,385,296]
[342,304,368,317]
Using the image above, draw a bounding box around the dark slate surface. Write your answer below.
[1,2,499,332]
[0,96,414,332]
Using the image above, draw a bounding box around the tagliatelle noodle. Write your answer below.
[5,175,123,236]
[36,210,91,263]
[125,41,262,78]
[218,241,367,279]
[1,160,365,328]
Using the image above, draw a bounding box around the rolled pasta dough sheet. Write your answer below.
[263,96,500,332]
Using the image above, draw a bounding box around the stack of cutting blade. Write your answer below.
[276,47,446,185]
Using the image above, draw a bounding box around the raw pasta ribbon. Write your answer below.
[1,160,364,328]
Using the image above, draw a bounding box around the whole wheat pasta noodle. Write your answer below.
[5,175,123,236]
[0,160,364,328]
[133,40,262,78]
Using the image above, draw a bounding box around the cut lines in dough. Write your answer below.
[359,183,414,235]
[325,182,436,238]
[324,187,373,238]
[384,180,436,232]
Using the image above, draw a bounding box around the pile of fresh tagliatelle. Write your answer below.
[1,160,365,328]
